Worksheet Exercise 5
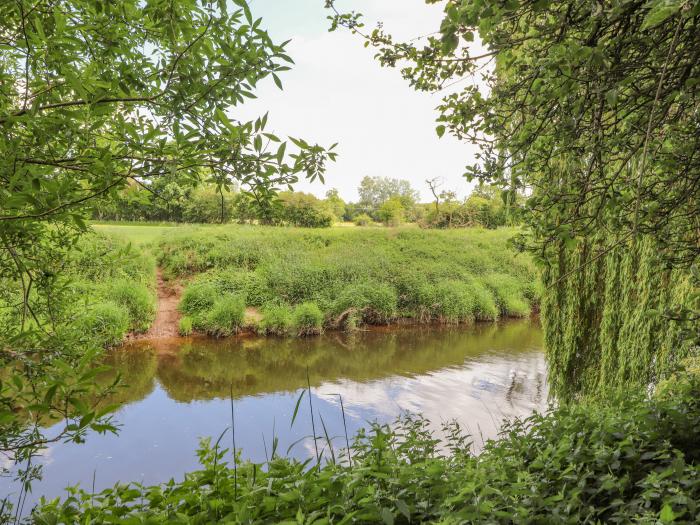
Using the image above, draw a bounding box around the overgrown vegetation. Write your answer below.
[28,360,700,524]
[156,225,537,334]
[327,0,700,396]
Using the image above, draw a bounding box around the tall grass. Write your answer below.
[156,225,538,336]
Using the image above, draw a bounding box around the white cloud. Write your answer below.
[237,0,487,202]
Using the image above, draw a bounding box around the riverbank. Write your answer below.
[149,224,540,338]
[0,224,538,354]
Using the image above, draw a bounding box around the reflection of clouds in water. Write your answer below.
[317,351,547,445]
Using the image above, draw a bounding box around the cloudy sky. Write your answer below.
[236,0,485,202]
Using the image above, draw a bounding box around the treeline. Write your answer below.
[91,175,521,228]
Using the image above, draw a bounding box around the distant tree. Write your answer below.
[277,192,334,228]
[357,176,419,213]
[324,188,347,221]
[377,196,405,227]
[182,185,237,223]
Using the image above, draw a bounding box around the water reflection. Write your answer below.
[6,320,547,509]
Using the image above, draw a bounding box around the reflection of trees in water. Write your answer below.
[99,346,158,406]
[100,320,543,405]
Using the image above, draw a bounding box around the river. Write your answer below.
[4,320,547,510]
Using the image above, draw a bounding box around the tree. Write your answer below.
[0,0,336,494]
[357,176,419,213]
[277,191,334,228]
[328,0,700,394]
[377,196,405,226]
[324,188,347,221]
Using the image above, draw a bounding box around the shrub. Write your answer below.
[483,273,530,317]
[332,282,398,326]
[258,303,293,335]
[203,295,245,337]
[353,213,373,226]
[179,282,217,315]
[78,302,130,346]
[179,316,193,336]
[292,302,323,336]
[103,280,155,332]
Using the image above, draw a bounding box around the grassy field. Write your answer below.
[93,223,181,245]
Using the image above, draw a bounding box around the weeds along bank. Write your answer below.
[31,360,700,523]
[154,225,539,337]
[0,232,156,350]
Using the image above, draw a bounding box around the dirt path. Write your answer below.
[140,268,182,339]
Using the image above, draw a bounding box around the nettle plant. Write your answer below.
[0,0,335,500]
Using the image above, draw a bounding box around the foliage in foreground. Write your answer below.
[30,362,700,524]
[0,232,155,493]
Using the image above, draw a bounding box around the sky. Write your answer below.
[235,0,486,202]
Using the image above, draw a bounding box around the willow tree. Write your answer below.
[328,0,699,395]
[0,0,335,498]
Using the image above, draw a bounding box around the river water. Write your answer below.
[4,320,547,510]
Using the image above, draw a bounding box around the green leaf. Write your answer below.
[436,125,446,138]
[641,2,682,30]
[660,504,676,523]
[380,508,394,525]
[290,389,305,428]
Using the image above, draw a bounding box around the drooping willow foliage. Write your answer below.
[328,0,700,396]
[543,235,697,396]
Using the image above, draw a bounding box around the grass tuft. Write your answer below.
[293,302,323,336]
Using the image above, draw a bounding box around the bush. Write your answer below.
[353,213,373,226]
[258,303,293,335]
[179,282,217,315]
[103,280,155,332]
[178,316,193,336]
[332,282,398,326]
[203,295,245,337]
[292,302,323,336]
[78,302,130,346]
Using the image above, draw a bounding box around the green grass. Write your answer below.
[147,224,537,334]
[91,222,180,246]
[56,223,538,340]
